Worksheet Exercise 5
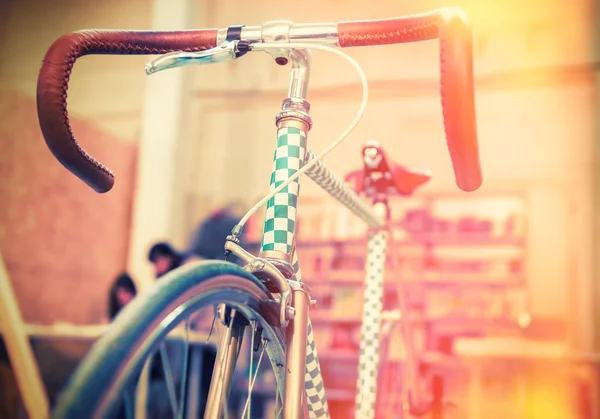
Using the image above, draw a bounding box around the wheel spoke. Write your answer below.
[177,319,191,419]
[159,343,180,418]
[53,268,287,419]
[242,336,267,418]
[274,368,280,419]
[124,388,134,419]
[246,321,256,419]
[207,312,217,343]
[219,309,238,418]
[274,364,283,419]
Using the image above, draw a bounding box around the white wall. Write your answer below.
[0,0,152,141]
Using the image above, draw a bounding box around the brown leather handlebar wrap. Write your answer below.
[338,8,482,192]
[36,29,217,192]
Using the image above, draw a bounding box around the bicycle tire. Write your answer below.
[52,260,287,419]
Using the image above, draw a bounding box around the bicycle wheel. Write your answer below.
[52,260,287,419]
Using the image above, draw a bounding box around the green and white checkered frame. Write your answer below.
[259,129,390,419]
[259,126,330,418]
[260,126,307,254]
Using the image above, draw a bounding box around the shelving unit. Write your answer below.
[245,191,531,416]
[2,187,598,419]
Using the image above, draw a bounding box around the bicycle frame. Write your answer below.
[204,46,386,419]
[346,142,440,418]
[35,8,482,419]
[355,203,389,419]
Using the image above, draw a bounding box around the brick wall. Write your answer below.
[0,90,137,325]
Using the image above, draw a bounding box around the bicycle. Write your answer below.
[344,140,437,418]
[36,7,481,419]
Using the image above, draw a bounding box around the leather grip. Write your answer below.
[36,29,217,193]
[338,8,482,192]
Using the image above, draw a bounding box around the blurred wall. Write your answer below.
[0,91,137,324]
[596,1,600,352]
[0,0,151,141]
[0,0,148,324]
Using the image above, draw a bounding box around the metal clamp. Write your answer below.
[224,239,293,328]
[282,279,314,320]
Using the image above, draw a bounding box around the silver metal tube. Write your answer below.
[290,247,330,419]
[283,289,311,419]
[216,22,339,46]
[289,22,339,44]
[204,315,244,419]
[288,49,311,99]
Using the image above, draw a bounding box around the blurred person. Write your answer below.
[107,268,201,418]
[106,272,139,418]
[145,240,216,418]
[188,203,247,263]
[108,272,137,320]
[142,204,253,416]
[107,272,181,418]
[147,241,201,278]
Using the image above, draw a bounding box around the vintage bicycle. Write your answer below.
[36,7,481,419]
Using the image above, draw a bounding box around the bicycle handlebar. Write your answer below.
[37,7,481,193]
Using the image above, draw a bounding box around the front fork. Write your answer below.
[203,241,312,419]
[284,282,312,419]
[204,307,246,418]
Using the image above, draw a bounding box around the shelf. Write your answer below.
[307,270,525,288]
[310,314,362,326]
[248,236,525,249]
[429,317,523,335]
[391,234,524,247]
[322,389,356,401]
[453,337,567,360]
[309,311,423,326]
[319,349,360,361]
[319,349,448,364]
[0,322,209,343]
[308,311,523,336]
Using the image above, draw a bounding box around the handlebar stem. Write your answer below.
[215,22,339,46]
[287,49,311,99]
[274,48,313,129]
